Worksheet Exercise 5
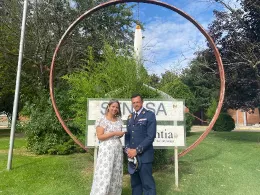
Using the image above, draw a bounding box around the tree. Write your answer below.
[0,0,137,115]
[158,76,196,132]
[181,57,220,112]
[191,0,260,111]
[159,71,178,88]
[148,73,160,89]
[0,0,22,116]
[21,43,161,154]
[63,44,159,130]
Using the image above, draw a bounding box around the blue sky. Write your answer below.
[129,0,241,76]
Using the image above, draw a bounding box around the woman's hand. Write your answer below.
[114,131,125,137]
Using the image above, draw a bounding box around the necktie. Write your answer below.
[134,112,138,123]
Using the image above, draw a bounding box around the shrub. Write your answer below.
[206,99,235,132]
[20,89,84,155]
[47,140,84,155]
[213,113,235,132]
[153,149,168,170]
[185,113,194,134]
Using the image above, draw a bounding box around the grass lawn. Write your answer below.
[0,130,260,195]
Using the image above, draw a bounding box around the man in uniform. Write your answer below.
[125,94,157,195]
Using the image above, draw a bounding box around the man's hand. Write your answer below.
[127,149,137,158]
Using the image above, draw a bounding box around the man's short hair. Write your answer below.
[131,94,143,101]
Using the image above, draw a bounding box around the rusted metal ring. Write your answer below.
[49,0,225,156]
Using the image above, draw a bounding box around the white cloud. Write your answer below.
[133,0,237,76]
[138,0,235,76]
[142,17,207,76]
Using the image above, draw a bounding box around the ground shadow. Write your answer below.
[0,129,24,138]
[0,129,11,137]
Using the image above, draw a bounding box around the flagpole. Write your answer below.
[7,0,28,170]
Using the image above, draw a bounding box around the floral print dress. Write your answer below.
[90,116,124,195]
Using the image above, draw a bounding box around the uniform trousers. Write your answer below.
[130,163,156,195]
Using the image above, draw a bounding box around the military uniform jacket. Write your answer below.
[125,108,157,163]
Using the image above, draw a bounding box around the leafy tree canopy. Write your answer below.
[63,43,159,130]
[0,0,137,115]
[186,0,260,111]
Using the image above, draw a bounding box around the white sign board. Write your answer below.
[154,126,185,147]
[86,99,186,148]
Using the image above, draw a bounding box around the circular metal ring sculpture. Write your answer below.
[49,0,225,156]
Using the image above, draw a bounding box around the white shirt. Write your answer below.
[135,107,144,117]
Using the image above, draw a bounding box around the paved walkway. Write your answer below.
[233,128,260,132]
[191,125,260,132]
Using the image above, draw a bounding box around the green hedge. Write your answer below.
[213,113,235,132]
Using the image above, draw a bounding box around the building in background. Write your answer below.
[228,108,260,127]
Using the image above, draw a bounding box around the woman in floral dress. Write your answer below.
[90,99,125,195]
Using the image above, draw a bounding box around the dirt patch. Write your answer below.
[122,174,131,187]
[0,148,37,156]
[81,165,94,176]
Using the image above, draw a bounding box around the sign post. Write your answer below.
[93,147,98,172]
[175,146,179,189]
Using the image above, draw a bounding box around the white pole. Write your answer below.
[7,0,28,170]
[94,147,98,172]
[236,110,238,127]
[243,111,247,126]
[174,146,179,189]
